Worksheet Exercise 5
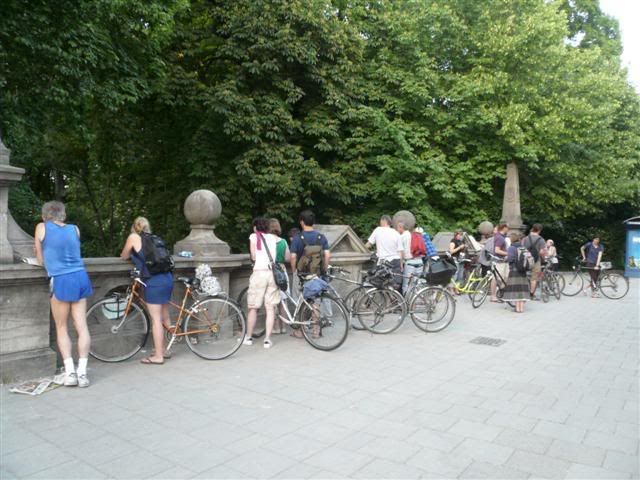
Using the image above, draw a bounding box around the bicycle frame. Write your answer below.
[275,280,327,328]
[119,277,230,350]
[450,264,484,294]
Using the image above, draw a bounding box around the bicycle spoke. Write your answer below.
[185,298,246,360]
[86,296,149,362]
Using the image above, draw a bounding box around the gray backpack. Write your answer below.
[479,237,495,266]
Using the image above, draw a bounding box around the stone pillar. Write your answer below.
[174,189,230,256]
[0,137,33,263]
[500,162,526,234]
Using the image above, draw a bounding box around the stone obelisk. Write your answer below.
[500,162,526,234]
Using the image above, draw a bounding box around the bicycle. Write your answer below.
[271,273,350,350]
[237,265,351,336]
[86,269,246,362]
[538,261,562,302]
[470,254,514,309]
[353,258,456,334]
[449,257,486,299]
[561,258,629,299]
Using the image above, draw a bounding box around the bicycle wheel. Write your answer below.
[470,276,490,308]
[184,297,246,360]
[237,286,266,338]
[297,294,349,351]
[553,272,564,298]
[342,286,368,330]
[540,277,549,303]
[548,273,561,300]
[355,288,406,334]
[87,296,149,362]
[409,286,456,333]
[599,273,629,300]
[561,271,584,296]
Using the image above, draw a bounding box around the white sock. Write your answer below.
[63,358,75,375]
[77,357,88,376]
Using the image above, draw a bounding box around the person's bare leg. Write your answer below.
[51,297,72,360]
[161,304,172,330]
[145,303,165,363]
[70,299,90,358]
[246,308,257,338]
[264,305,275,341]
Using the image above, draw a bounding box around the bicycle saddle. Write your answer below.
[177,276,198,286]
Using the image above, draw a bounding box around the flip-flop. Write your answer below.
[140,357,164,365]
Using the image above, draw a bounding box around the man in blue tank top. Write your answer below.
[35,201,93,388]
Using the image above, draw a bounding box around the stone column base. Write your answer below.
[0,348,57,383]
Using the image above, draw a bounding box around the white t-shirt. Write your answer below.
[400,230,414,260]
[250,233,278,270]
[368,227,403,261]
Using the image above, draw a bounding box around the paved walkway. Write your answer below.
[1,279,638,479]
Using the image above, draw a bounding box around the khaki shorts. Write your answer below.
[247,270,280,308]
[531,259,542,276]
[494,262,510,287]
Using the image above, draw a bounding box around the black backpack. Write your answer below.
[525,234,544,262]
[141,233,174,275]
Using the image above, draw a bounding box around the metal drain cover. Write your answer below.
[470,336,507,347]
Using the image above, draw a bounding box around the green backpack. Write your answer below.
[297,234,325,275]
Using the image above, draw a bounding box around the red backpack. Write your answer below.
[410,232,427,258]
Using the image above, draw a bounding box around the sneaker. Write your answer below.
[242,336,253,346]
[264,339,273,349]
[63,373,78,387]
[77,374,90,388]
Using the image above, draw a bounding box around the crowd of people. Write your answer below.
[35,201,606,388]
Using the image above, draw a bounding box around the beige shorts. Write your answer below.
[494,262,510,287]
[247,270,280,308]
[531,260,542,276]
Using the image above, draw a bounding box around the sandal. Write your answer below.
[290,330,303,338]
[140,357,164,365]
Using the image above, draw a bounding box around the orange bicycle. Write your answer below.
[86,269,246,362]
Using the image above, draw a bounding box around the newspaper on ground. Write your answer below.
[9,374,65,396]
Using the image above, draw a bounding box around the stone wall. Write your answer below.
[0,249,369,382]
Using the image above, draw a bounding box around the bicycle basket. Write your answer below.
[368,265,394,289]
[198,275,222,297]
[424,258,456,286]
[195,264,213,281]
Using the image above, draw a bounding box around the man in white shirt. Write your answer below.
[365,215,403,290]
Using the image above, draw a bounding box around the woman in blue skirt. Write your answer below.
[120,217,173,365]
[35,201,93,388]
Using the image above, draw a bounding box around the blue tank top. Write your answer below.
[42,222,85,277]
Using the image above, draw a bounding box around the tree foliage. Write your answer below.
[1,0,638,261]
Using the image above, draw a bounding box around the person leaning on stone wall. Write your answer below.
[34,201,93,388]
[120,217,174,365]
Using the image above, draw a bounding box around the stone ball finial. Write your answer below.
[184,189,221,226]
[393,210,416,230]
[478,221,494,237]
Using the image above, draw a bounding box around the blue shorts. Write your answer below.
[50,270,93,302]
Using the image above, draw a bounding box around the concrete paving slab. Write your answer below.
[1,278,637,479]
